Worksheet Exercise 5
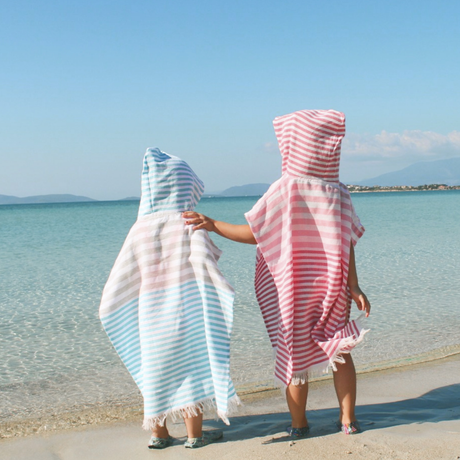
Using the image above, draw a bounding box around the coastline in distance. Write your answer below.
[2,157,460,205]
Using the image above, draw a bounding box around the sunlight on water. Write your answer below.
[1,191,459,423]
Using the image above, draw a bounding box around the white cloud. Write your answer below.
[261,130,460,183]
[263,141,279,153]
[342,130,460,161]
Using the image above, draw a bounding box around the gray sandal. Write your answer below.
[148,435,174,449]
[184,429,223,448]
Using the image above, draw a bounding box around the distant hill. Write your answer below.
[0,194,96,205]
[220,183,270,197]
[357,157,460,186]
[6,157,458,205]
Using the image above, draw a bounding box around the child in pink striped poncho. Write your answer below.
[184,109,371,437]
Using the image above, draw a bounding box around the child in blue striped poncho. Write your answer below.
[99,148,239,449]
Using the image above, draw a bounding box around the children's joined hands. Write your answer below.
[182,212,215,232]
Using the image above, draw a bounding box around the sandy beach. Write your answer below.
[2,354,460,460]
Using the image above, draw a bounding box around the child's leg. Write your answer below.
[333,353,357,424]
[151,421,169,438]
[286,381,309,428]
[183,411,223,448]
[183,412,203,439]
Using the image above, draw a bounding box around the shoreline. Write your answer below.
[2,345,460,441]
[2,353,460,460]
[237,344,460,393]
[1,186,459,207]
[350,188,460,193]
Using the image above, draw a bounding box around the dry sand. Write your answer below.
[2,354,460,460]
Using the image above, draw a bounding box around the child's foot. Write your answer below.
[148,435,174,449]
[336,420,361,435]
[287,425,310,438]
[184,429,223,448]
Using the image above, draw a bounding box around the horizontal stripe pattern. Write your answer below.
[245,110,366,387]
[138,148,205,216]
[100,152,238,428]
[273,109,345,182]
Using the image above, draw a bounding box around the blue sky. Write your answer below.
[1,0,459,199]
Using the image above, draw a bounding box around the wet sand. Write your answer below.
[2,354,460,460]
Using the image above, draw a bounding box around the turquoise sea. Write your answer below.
[1,191,460,427]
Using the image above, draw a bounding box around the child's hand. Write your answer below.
[182,211,216,232]
[349,285,371,317]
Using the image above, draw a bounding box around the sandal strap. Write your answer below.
[287,425,310,438]
[337,420,361,435]
[148,435,174,449]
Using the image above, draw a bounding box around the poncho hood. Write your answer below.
[138,148,205,217]
[274,109,345,182]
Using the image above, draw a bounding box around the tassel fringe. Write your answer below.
[141,394,241,431]
[275,316,369,389]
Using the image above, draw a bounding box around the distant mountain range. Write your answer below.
[221,158,460,194]
[2,157,459,205]
[356,157,460,186]
[0,194,96,205]
[219,183,271,196]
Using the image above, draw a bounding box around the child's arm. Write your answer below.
[348,242,371,317]
[183,211,257,245]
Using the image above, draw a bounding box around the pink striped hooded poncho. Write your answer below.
[245,109,367,387]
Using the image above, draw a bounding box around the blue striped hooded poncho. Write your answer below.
[99,148,239,430]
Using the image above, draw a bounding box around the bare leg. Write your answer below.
[286,381,309,428]
[184,412,203,439]
[333,353,357,424]
[151,420,169,438]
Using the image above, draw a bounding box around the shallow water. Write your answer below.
[1,191,460,426]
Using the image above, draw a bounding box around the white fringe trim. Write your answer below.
[274,316,369,389]
[141,394,241,431]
